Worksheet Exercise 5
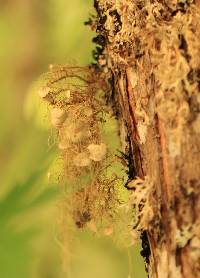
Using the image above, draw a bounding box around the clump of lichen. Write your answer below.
[127,176,154,231]
[38,64,135,250]
[93,0,200,151]
[39,65,108,179]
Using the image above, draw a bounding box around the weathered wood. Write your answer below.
[93,0,200,277]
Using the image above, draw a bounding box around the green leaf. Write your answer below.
[0,163,58,225]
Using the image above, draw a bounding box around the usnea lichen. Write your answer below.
[38,64,138,249]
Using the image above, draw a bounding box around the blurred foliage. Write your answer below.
[0,0,146,277]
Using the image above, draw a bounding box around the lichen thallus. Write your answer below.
[38,64,152,249]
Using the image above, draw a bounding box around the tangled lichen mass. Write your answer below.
[38,64,137,247]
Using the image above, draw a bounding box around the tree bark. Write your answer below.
[93,0,200,277]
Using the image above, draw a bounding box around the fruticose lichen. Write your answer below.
[38,64,137,249]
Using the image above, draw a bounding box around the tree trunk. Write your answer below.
[93,0,200,277]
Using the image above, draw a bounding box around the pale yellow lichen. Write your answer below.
[60,120,91,143]
[128,176,154,231]
[73,152,91,167]
[38,85,50,98]
[135,102,150,144]
[137,122,148,145]
[168,128,182,158]
[175,225,193,248]
[50,107,67,128]
[127,67,138,89]
[87,143,107,161]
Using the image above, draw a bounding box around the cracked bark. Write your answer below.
[93,1,200,277]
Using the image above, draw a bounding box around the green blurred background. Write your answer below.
[0,1,146,277]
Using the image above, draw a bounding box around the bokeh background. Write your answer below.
[0,0,146,277]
